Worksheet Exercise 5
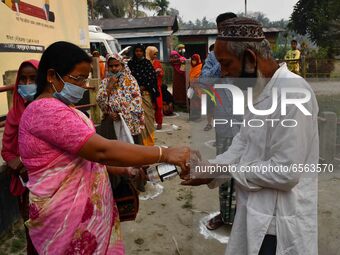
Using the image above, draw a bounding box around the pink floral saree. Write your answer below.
[19,98,124,254]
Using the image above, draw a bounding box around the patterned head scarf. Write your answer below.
[107,53,124,65]
[106,53,133,75]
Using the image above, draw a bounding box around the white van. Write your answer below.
[89,25,121,57]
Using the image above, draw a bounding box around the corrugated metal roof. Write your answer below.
[263,27,286,33]
[110,31,173,39]
[90,16,178,31]
[174,29,218,36]
[174,27,285,36]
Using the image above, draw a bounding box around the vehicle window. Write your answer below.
[107,40,118,54]
[115,41,121,52]
[90,42,108,57]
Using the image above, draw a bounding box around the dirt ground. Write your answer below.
[1,111,340,255]
[123,113,340,255]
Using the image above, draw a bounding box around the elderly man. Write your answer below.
[182,17,319,255]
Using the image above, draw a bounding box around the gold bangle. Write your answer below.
[157,146,162,163]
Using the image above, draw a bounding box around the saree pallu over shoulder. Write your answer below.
[25,108,124,255]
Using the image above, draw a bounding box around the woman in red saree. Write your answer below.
[18,41,190,255]
[146,46,164,130]
[169,50,187,106]
[1,59,39,255]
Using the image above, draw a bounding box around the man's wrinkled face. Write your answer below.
[215,39,260,90]
[214,39,242,78]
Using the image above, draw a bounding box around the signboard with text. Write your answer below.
[0,0,89,115]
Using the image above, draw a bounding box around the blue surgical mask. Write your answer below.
[108,71,123,78]
[17,84,37,101]
[114,71,123,78]
[53,74,86,105]
[107,71,115,77]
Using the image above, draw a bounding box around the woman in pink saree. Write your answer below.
[18,41,190,255]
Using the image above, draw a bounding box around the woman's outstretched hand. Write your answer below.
[162,146,190,172]
[162,147,201,176]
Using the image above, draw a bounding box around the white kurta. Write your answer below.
[209,63,319,255]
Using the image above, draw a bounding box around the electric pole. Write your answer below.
[245,0,247,16]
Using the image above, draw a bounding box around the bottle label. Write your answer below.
[156,164,178,182]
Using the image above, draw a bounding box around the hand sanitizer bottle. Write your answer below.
[147,164,179,183]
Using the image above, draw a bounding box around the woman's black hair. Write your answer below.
[35,41,92,98]
[133,43,146,58]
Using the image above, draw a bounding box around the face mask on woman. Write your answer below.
[114,71,123,78]
[108,71,123,78]
[17,84,37,101]
[52,73,86,105]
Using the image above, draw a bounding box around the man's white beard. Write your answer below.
[252,70,268,100]
[244,70,268,108]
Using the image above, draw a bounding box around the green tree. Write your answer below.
[195,19,202,28]
[288,0,340,55]
[202,17,209,28]
[248,12,271,27]
[151,0,170,16]
[238,11,287,28]
[88,0,126,19]
[168,7,185,25]
[271,19,289,29]
[167,7,179,16]
[126,0,156,18]
[178,16,215,29]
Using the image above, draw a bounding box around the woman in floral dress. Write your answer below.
[97,53,144,144]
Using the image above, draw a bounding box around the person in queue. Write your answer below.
[1,60,39,255]
[92,50,106,80]
[199,12,240,231]
[169,50,187,106]
[18,41,190,255]
[97,53,144,144]
[188,53,203,120]
[128,44,158,146]
[181,18,319,255]
[146,46,164,130]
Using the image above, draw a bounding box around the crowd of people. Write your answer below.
[1,12,319,255]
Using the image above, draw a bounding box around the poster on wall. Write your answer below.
[0,0,89,115]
